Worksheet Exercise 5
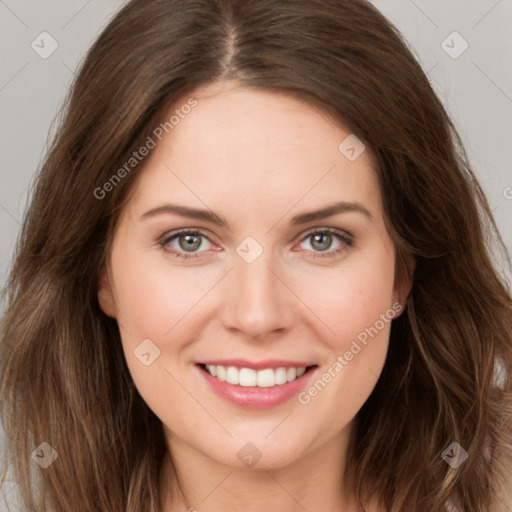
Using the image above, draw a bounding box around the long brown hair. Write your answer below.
[1,0,511,510]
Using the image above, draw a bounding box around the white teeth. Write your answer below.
[275,367,288,385]
[286,367,296,381]
[256,368,275,388]
[204,365,309,387]
[216,366,226,382]
[226,366,240,385]
[239,368,257,386]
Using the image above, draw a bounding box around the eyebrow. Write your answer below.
[139,201,373,226]
[289,201,373,225]
[140,203,229,226]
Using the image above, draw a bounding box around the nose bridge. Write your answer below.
[221,249,295,338]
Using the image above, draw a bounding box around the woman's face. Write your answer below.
[98,81,407,470]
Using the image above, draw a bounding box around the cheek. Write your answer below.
[111,245,216,340]
[108,247,226,412]
[293,251,396,351]
[109,258,198,420]
[292,249,395,425]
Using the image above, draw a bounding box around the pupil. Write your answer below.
[180,234,201,252]
[312,233,331,251]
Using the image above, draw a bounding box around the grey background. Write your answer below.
[0,0,511,509]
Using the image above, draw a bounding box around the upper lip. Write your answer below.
[196,359,317,370]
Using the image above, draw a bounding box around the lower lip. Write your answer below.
[196,365,317,409]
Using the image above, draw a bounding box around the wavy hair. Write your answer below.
[1,0,511,510]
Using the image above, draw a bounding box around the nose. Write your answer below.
[219,253,297,340]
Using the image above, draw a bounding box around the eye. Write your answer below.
[158,227,354,261]
[159,229,216,259]
[295,228,353,258]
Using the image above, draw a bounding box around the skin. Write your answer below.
[98,80,411,512]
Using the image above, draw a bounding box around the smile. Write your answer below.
[196,361,318,409]
[201,364,314,387]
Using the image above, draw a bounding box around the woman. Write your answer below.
[1,0,511,510]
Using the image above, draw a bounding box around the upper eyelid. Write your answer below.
[298,226,352,239]
[160,227,214,241]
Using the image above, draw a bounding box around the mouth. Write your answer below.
[197,363,317,387]
[195,361,319,409]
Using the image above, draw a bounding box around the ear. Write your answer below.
[97,266,117,318]
[392,252,415,319]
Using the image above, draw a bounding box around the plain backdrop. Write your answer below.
[1,0,511,509]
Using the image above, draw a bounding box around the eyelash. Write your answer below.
[158,227,354,260]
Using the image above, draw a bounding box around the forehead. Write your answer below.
[124,83,383,225]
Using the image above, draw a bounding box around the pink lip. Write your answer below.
[196,363,318,409]
[195,358,315,370]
